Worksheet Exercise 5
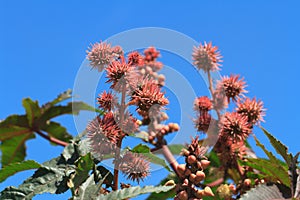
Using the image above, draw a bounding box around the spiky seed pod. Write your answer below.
[236,97,265,125]
[97,91,117,111]
[87,115,120,159]
[217,74,247,102]
[118,152,150,183]
[127,51,144,66]
[87,41,120,72]
[192,42,222,73]
[195,113,212,133]
[220,112,251,142]
[106,59,133,90]
[131,78,169,113]
[144,46,160,62]
[194,96,213,113]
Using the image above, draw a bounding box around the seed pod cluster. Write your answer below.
[175,137,214,200]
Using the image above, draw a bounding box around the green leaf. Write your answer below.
[0,141,89,199]
[0,157,70,199]
[131,144,171,171]
[289,152,300,197]
[97,185,175,200]
[239,158,290,187]
[41,121,73,144]
[74,172,111,200]
[22,98,41,127]
[0,160,40,183]
[73,174,99,200]
[167,144,185,155]
[42,89,73,111]
[0,126,32,141]
[39,102,103,124]
[253,135,279,164]
[1,133,35,167]
[146,173,177,200]
[208,149,221,167]
[261,127,292,165]
[240,184,290,200]
[0,115,29,128]
[71,153,94,189]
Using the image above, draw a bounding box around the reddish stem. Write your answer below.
[35,130,68,147]
[113,85,127,191]
[207,177,224,187]
[161,144,180,177]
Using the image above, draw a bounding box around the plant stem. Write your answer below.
[207,177,224,187]
[207,71,222,120]
[113,84,127,191]
[35,130,68,147]
[161,144,180,177]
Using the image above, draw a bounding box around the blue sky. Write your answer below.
[1,1,299,199]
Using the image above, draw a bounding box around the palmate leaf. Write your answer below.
[0,157,71,200]
[253,135,278,164]
[38,101,103,124]
[41,89,72,111]
[0,133,35,167]
[0,115,34,167]
[289,152,300,198]
[73,171,110,200]
[0,141,94,199]
[240,184,290,200]
[71,153,94,189]
[73,174,99,200]
[131,144,171,171]
[0,160,41,183]
[97,185,175,200]
[146,173,177,200]
[239,158,290,187]
[22,98,41,127]
[41,121,73,144]
[0,115,31,141]
[0,126,32,141]
[261,127,293,165]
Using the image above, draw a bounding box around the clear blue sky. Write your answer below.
[1,1,299,199]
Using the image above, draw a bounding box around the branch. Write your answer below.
[35,130,68,147]
[113,84,127,191]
